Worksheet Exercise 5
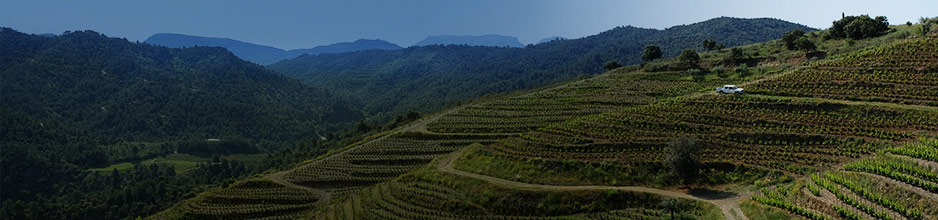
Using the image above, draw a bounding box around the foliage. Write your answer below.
[830,15,890,39]
[603,60,622,70]
[702,39,718,52]
[726,47,745,65]
[793,37,817,54]
[782,29,805,50]
[666,136,701,186]
[643,45,663,62]
[678,49,700,69]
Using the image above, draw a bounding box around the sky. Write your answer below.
[2,0,935,49]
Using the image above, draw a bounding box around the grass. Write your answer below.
[739,199,795,220]
[89,153,267,173]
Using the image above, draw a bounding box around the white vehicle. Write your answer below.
[716,85,744,94]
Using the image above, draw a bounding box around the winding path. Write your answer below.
[435,147,751,220]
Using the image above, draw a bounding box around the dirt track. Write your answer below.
[435,147,751,220]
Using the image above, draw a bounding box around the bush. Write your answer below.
[831,15,890,39]
[735,64,749,76]
[678,49,700,69]
[603,61,622,71]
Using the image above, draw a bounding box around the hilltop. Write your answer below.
[268,17,814,121]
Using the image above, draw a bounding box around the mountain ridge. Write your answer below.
[144,33,402,64]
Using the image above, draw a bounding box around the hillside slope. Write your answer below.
[0,28,360,219]
[144,33,299,64]
[268,17,815,121]
[154,24,937,220]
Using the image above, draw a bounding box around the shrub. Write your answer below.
[603,61,622,71]
[830,15,890,39]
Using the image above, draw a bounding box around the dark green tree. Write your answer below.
[782,29,805,50]
[666,135,701,187]
[603,61,622,70]
[642,45,663,62]
[725,47,745,65]
[678,49,700,69]
[716,43,725,51]
[831,15,889,39]
[702,39,717,52]
[794,37,817,55]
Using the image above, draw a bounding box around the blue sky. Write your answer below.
[2,0,935,49]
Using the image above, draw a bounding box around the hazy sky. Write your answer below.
[2,0,935,49]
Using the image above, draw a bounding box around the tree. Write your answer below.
[830,15,889,39]
[794,37,816,55]
[702,39,717,52]
[642,45,662,62]
[782,29,805,50]
[725,47,745,65]
[666,135,700,187]
[716,43,725,52]
[678,49,700,69]
[603,61,622,70]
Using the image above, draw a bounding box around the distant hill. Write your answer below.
[1,27,363,219]
[537,36,567,44]
[144,33,296,64]
[269,17,815,120]
[414,34,525,47]
[289,39,402,55]
[144,33,402,64]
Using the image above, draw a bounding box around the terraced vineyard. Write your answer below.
[754,138,938,220]
[154,34,938,220]
[154,178,323,219]
[314,159,722,220]
[748,38,938,106]
[426,70,764,134]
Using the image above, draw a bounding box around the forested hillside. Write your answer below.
[268,17,814,121]
[0,28,361,219]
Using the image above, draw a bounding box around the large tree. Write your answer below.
[678,49,700,69]
[702,39,717,52]
[830,15,890,39]
[781,29,805,50]
[666,135,701,187]
[642,45,663,62]
[794,37,817,55]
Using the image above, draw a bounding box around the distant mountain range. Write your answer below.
[144,33,402,64]
[537,36,567,44]
[414,34,525,48]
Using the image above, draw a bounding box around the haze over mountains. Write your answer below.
[413,34,526,48]
[144,33,402,64]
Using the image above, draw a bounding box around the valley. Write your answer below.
[3,2,938,219]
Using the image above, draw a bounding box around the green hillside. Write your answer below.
[268,17,815,121]
[0,28,362,219]
[152,18,938,220]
